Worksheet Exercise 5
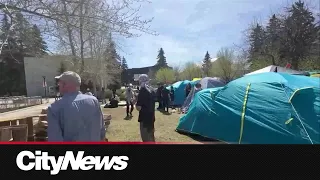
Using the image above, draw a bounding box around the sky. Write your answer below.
[118,0,319,68]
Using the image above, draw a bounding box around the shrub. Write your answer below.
[105,90,113,99]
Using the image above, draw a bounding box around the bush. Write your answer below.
[116,89,126,101]
[105,90,113,99]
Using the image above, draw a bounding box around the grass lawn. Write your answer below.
[102,106,201,143]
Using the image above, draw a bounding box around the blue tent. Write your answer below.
[176,72,320,144]
[168,80,198,106]
[181,77,226,113]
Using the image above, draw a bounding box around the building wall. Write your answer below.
[24,56,63,97]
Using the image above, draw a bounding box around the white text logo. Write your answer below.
[16,151,129,175]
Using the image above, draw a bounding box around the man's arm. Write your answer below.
[47,105,64,141]
[136,89,145,111]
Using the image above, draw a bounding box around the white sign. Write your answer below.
[16,150,129,175]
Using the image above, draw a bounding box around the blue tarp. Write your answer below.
[176,72,320,144]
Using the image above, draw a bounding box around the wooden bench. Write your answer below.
[0,124,28,141]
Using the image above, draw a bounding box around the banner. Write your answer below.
[0,143,318,178]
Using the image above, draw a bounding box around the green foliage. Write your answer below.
[202,51,212,76]
[121,56,128,70]
[121,56,129,84]
[155,68,175,84]
[247,0,318,70]
[211,48,243,83]
[58,61,67,74]
[105,89,113,99]
[180,62,202,80]
[156,48,168,68]
[116,89,126,101]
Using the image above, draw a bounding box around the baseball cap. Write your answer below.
[55,71,81,86]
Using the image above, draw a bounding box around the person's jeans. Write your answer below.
[126,101,134,116]
[140,122,155,142]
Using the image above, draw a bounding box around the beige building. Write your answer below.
[23,56,111,97]
[24,56,64,97]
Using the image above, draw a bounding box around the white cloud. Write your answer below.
[122,0,319,68]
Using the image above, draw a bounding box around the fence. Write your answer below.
[0,96,42,113]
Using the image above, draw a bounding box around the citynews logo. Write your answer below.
[16,151,129,175]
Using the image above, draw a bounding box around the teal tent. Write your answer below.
[176,72,320,144]
[168,80,199,106]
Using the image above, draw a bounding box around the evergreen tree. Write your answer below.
[280,0,317,70]
[14,12,33,54]
[121,56,129,84]
[105,34,121,86]
[156,48,168,68]
[202,51,211,76]
[248,24,266,58]
[30,24,48,56]
[121,56,128,70]
[58,61,67,74]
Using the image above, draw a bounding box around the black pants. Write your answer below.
[163,99,169,112]
[158,97,163,109]
[126,101,134,116]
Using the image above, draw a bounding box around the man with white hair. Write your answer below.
[136,74,156,142]
[125,83,134,118]
[47,71,106,141]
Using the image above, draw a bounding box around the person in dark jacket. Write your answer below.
[185,83,192,98]
[169,86,175,110]
[136,74,156,142]
[156,83,164,110]
[161,84,170,112]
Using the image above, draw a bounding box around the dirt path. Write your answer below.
[0,98,55,122]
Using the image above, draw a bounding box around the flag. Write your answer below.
[285,63,291,68]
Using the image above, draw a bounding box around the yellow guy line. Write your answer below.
[288,87,314,103]
[239,83,251,144]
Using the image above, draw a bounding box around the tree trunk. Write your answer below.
[79,0,85,74]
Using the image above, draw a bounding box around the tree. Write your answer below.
[180,62,202,80]
[211,48,245,83]
[248,23,266,61]
[121,56,128,70]
[121,56,129,84]
[58,61,67,74]
[105,35,121,89]
[202,51,211,76]
[264,14,283,66]
[280,0,317,70]
[14,12,33,54]
[30,24,48,56]
[156,48,168,68]
[155,68,175,84]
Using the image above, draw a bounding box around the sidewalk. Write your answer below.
[0,98,55,122]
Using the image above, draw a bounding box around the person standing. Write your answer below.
[161,84,170,113]
[125,84,134,118]
[136,74,156,142]
[185,83,192,98]
[169,86,175,110]
[47,71,106,141]
[101,87,106,104]
[156,83,163,110]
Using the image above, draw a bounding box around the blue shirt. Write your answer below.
[47,92,106,141]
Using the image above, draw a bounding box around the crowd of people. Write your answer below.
[48,70,203,142]
[48,71,157,142]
